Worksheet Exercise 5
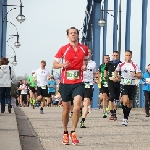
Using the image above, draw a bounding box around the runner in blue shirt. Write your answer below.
[48,75,56,106]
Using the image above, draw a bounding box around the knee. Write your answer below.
[73,106,81,113]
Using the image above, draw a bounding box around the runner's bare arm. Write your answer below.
[132,72,142,79]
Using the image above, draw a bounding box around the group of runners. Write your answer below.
[16,67,57,109]
[21,27,144,146]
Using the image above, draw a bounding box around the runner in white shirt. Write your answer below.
[80,49,96,128]
[20,81,28,107]
[35,60,50,114]
[115,50,142,126]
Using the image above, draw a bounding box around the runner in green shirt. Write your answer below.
[27,70,37,108]
[99,55,110,118]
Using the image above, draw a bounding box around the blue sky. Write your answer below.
[6,0,150,76]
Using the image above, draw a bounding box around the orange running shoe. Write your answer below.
[62,134,69,145]
[70,132,79,145]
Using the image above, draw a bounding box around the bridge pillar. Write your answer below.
[139,0,148,108]
[92,0,101,108]
[103,0,108,57]
[125,0,131,50]
[113,0,118,51]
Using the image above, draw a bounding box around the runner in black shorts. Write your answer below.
[80,49,96,128]
[105,51,121,121]
[99,55,110,118]
[35,60,50,114]
[53,27,89,145]
[115,50,142,126]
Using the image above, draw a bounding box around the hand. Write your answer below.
[81,64,87,71]
[117,75,121,80]
[131,72,136,77]
[62,61,70,68]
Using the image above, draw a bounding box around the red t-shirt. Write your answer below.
[54,43,88,84]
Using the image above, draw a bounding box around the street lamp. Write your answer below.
[98,6,106,27]
[98,0,122,58]
[8,45,17,66]
[9,32,21,48]
[5,21,21,48]
[12,56,17,66]
[16,2,26,23]
[3,0,26,24]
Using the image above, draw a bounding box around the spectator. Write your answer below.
[0,57,16,113]
[140,64,150,117]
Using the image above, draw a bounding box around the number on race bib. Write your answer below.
[103,82,108,87]
[123,79,132,85]
[67,70,79,80]
[41,86,46,89]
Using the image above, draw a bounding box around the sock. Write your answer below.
[40,107,43,110]
[82,118,85,122]
[122,105,128,119]
[110,110,114,116]
[80,108,82,114]
[126,107,131,119]
[64,131,68,134]
[71,130,75,133]
[114,109,116,117]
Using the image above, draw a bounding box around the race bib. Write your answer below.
[66,70,79,80]
[85,83,90,88]
[41,86,46,89]
[123,79,132,85]
[103,82,108,87]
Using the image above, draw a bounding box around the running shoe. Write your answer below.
[40,107,44,114]
[62,134,69,145]
[109,115,114,121]
[122,118,128,126]
[80,121,86,128]
[70,132,79,145]
[103,113,107,118]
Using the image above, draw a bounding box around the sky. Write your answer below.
[6,0,150,76]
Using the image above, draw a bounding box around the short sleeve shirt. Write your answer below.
[116,61,141,85]
[83,60,96,84]
[54,43,88,84]
[27,76,37,87]
[99,63,109,84]
[35,68,50,87]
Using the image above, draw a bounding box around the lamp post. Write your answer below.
[5,21,21,48]
[98,6,106,27]
[98,0,122,58]
[9,33,21,48]
[3,0,26,23]
[8,45,17,66]
[1,0,25,57]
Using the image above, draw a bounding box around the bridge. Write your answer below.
[80,0,148,108]
[0,0,149,108]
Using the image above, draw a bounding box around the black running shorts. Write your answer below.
[37,86,48,97]
[108,82,120,102]
[83,85,93,100]
[59,82,85,102]
[100,84,109,97]
[120,85,136,100]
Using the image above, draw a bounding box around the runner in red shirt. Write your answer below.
[53,27,88,145]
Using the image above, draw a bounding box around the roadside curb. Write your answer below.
[14,107,44,150]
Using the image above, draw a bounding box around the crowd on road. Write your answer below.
[0,26,150,146]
